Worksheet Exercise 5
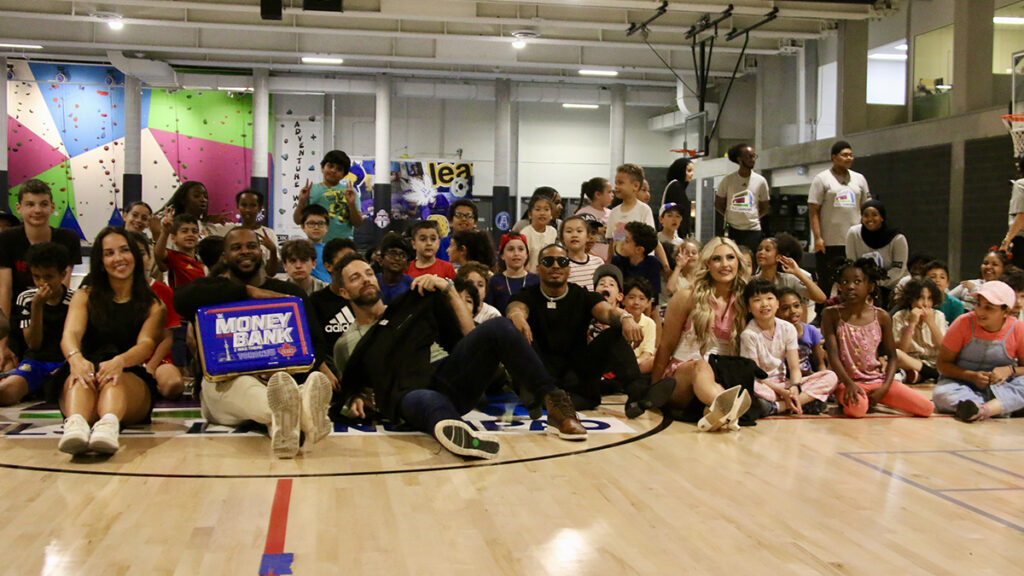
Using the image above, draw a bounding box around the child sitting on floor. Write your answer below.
[933,280,1024,422]
[891,278,948,383]
[487,233,538,314]
[821,258,934,418]
[562,214,604,290]
[741,280,838,415]
[622,277,658,374]
[0,243,73,405]
[456,262,501,324]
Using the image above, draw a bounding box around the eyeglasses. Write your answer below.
[539,256,571,268]
[453,213,475,220]
[383,249,409,259]
[304,221,328,228]
[837,152,855,159]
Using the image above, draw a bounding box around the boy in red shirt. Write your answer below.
[405,220,455,279]
[155,212,205,288]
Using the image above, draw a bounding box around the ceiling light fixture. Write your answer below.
[895,43,908,51]
[579,69,619,77]
[868,53,907,61]
[0,43,43,50]
[562,103,599,109]
[301,56,344,65]
[994,16,1024,25]
[510,30,539,50]
[91,12,124,30]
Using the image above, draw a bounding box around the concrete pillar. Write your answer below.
[510,101,520,221]
[837,20,869,135]
[122,74,142,208]
[251,69,270,224]
[609,85,626,170]
[949,140,964,279]
[952,0,994,114]
[374,75,392,215]
[493,79,512,234]
[797,48,807,143]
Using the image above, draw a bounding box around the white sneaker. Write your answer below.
[58,414,90,455]
[88,413,120,454]
[267,372,301,459]
[299,372,333,447]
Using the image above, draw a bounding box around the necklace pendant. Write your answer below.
[547,301,557,310]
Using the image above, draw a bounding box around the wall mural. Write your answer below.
[6,61,265,241]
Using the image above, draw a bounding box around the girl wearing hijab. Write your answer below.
[662,158,694,238]
[845,199,909,306]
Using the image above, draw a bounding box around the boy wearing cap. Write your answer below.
[933,280,1024,422]
[658,203,685,261]
[377,232,416,304]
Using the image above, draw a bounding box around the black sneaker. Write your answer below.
[955,400,980,423]
[624,378,677,419]
[434,420,500,459]
[802,399,828,415]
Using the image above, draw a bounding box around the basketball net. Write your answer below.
[1003,114,1024,156]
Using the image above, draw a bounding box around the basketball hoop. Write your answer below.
[1002,114,1024,156]
[670,148,700,158]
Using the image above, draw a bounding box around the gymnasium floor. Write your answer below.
[0,389,1021,575]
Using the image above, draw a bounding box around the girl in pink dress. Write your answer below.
[821,258,933,418]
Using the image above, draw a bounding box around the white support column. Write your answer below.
[251,69,270,186]
[374,75,392,214]
[122,74,142,207]
[609,85,626,170]
[0,57,8,197]
[510,100,520,221]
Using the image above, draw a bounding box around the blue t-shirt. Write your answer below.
[487,273,539,314]
[611,254,662,297]
[377,273,414,305]
[310,182,360,241]
[311,242,330,283]
[436,234,452,262]
[796,322,823,373]
[937,293,965,325]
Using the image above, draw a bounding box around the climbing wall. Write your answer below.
[6,61,266,241]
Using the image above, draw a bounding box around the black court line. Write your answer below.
[840,451,1024,534]
[948,451,1024,481]
[0,414,673,479]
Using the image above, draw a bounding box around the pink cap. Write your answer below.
[973,280,1017,309]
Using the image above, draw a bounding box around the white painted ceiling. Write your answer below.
[0,0,884,88]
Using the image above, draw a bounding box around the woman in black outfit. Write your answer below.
[663,157,694,238]
[58,227,165,455]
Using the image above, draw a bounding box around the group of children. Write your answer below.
[2,148,1023,458]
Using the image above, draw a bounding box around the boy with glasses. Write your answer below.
[438,199,478,262]
[298,205,332,283]
[377,232,415,304]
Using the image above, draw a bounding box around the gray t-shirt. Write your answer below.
[807,168,870,246]
[1009,178,1024,237]
[844,225,909,289]
[716,171,770,231]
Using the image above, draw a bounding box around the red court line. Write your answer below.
[264,479,293,555]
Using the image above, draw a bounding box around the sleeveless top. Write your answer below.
[836,306,885,383]
[82,300,147,363]
[672,294,738,362]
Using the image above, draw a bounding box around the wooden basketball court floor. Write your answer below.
[0,389,1021,575]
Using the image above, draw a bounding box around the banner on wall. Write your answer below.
[389,160,473,221]
[273,117,322,238]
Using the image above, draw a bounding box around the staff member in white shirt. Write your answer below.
[714,143,770,253]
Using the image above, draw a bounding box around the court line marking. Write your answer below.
[948,451,1024,481]
[258,479,294,576]
[938,487,1024,492]
[840,451,1024,534]
[0,414,673,479]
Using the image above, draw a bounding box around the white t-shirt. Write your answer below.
[567,254,604,291]
[807,168,871,246]
[740,318,798,383]
[475,302,502,324]
[716,171,770,231]
[1009,178,1024,237]
[844,225,909,289]
[521,225,558,272]
[606,202,655,243]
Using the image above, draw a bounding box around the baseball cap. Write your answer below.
[973,280,1016,309]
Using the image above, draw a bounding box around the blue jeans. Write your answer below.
[399,318,557,435]
[933,376,1024,416]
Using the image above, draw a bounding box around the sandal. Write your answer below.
[698,386,741,432]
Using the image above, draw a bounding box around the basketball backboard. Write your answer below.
[1014,50,1024,115]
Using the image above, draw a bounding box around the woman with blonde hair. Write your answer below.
[651,236,752,431]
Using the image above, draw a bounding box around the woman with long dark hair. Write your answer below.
[663,157,694,238]
[57,227,165,455]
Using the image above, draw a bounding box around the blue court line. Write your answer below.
[839,452,1024,534]
[948,452,1024,481]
